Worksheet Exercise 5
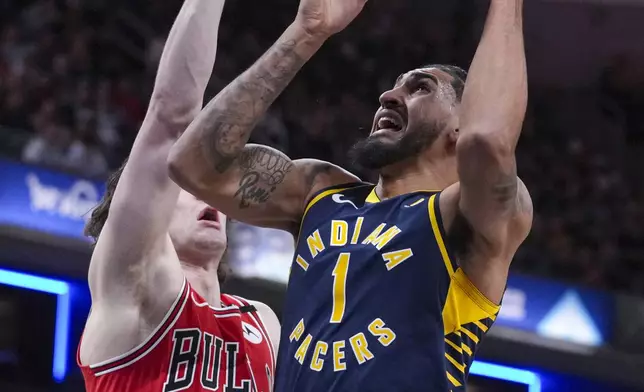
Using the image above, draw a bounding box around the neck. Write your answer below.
[376,156,456,199]
[180,259,222,306]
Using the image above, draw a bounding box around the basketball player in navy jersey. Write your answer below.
[168,0,531,389]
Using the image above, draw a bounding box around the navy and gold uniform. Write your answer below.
[274,183,500,392]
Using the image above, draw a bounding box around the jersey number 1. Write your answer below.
[330,253,350,323]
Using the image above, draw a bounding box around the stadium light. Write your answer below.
[471,360,541,392]
[0,268,71,383]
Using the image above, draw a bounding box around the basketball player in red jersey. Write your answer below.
[77,1,279,391]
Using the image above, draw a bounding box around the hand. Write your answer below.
[295,0,368,39]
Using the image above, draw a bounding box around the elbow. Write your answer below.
[149,91,200,127]
[168,146,227,201]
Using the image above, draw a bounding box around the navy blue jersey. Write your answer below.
[274,183,500,392]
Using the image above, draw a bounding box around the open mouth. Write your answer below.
[198,207,219,223]
[375,110,404,132]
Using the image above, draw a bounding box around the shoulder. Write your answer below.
[248,300,281,353]
[293,158,361,194]
[222,295,280,339]
[292,158,361,216]
[248,300,280,328]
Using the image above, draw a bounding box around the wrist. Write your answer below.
[290,19,331,46]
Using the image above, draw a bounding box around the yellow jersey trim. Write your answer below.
[444,338,462,353]
[365,187,380,203]
[366,187,441,204]
[303,187,350,217]
[296,186,354,245]
[443,268,500,335]
[459,327,480,344]
[461,343,473,356]
[446,372,462,387]
[429,192,500,324]
[474,320,489,332]
[452,268,500,316]
[298,187,349,231]
[428,194,455,277]
[445,353,465,373]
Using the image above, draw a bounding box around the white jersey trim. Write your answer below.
[190,292,238,312]
[191,293,245,320]
[91,279,189,376]
[227,295,276,372]
[252,306,277,368]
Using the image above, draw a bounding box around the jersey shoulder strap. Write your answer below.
[78,278,190,376]
[222,294,277,361]
[427,191,459,277]
[221,294,256,314]
[304,181,369,211]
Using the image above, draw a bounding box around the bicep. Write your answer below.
[456,132,530,247]
[171,144,357,232]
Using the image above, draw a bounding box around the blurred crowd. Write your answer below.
[1,0,643,294]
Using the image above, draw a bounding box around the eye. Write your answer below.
[414,83,431,93]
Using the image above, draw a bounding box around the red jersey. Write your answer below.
[78,279,276,392]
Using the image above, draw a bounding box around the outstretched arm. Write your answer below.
[168,0,367,233]
[88,0,225,303]
[448,0,532,299]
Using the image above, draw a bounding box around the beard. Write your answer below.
[349,123,441,171]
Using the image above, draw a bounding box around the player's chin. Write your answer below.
[192,233,227,254]
[370,127,403,138]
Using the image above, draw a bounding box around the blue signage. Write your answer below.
[0,160,105,240]
[0,159,616,349]
[497,274,613,346]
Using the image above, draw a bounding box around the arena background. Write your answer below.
[2,0,644,390]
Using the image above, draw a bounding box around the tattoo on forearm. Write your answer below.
[234,147,294,209]
[200,39,305,173]
[206,119,247,173]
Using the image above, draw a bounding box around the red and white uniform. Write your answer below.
[78,280,275,392]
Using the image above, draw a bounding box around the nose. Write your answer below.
[379,86,404,109]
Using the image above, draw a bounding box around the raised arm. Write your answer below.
[448,0,532,298]
[87,0,225,303]
[168,0,367,233]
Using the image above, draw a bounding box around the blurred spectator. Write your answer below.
[1,0,643,296]
[22,121,71,168]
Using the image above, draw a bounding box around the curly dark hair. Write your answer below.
[85,159,230,283]
[84,159,127,241]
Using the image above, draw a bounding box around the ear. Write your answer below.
[444,128,459,156]
[449,128,459,144]
[446,109,459,145]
